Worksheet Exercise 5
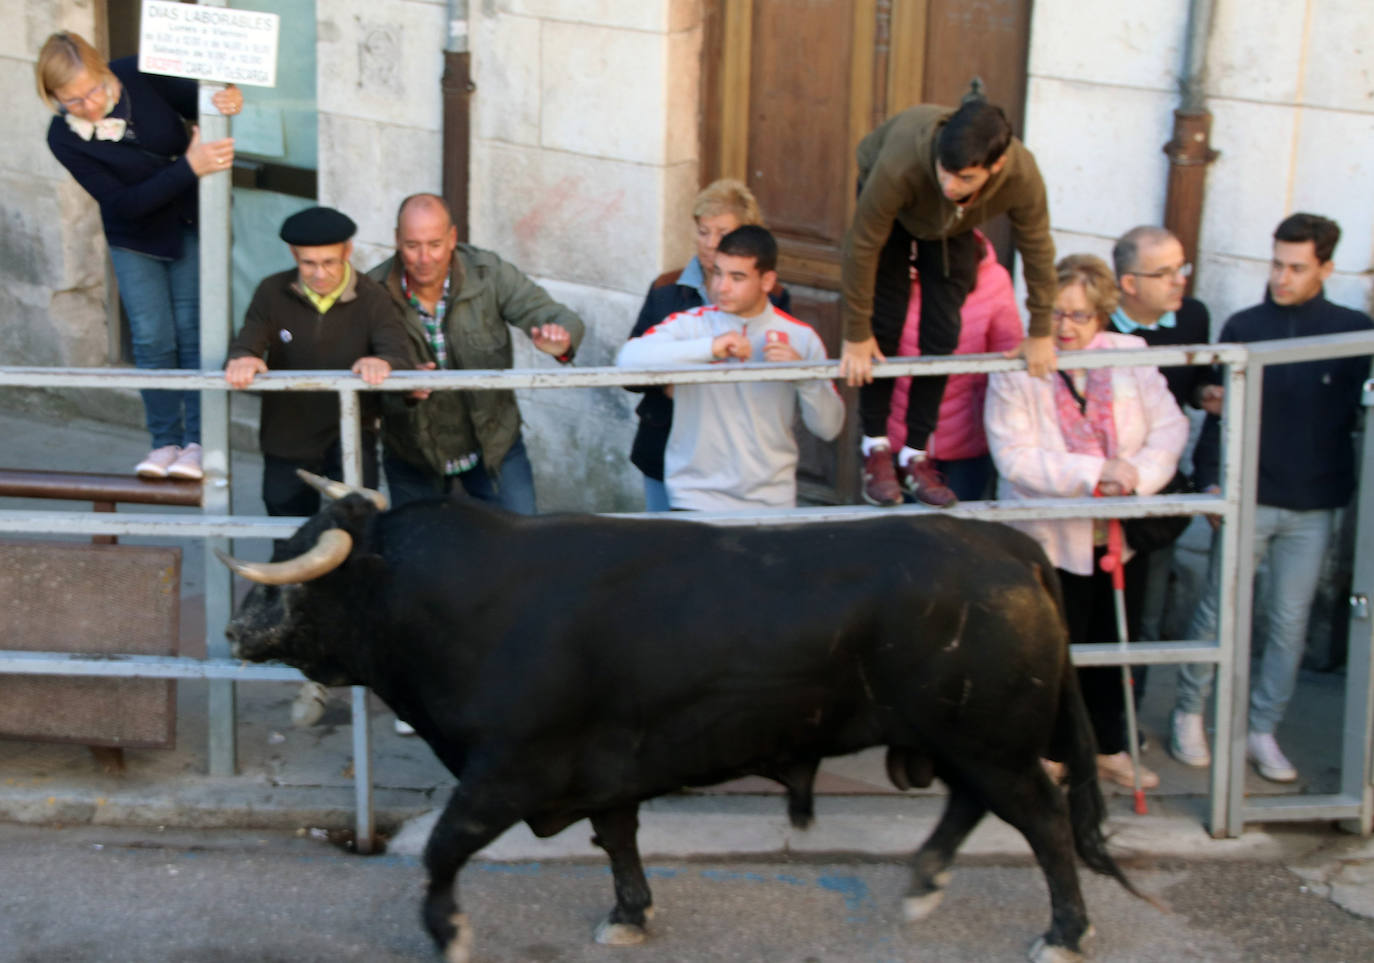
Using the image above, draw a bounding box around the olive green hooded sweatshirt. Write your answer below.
[841,104,1055,343]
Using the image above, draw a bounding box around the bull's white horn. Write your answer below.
[214,528,354,585]
[295,469,388,511]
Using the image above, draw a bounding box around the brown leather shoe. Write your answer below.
[900,458,958,507]
[1096,751,1160,789]
[862,447,902,506]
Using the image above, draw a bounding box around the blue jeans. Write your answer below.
[1175,506,1334,734]
[263,439,380,561]
[383,436,537,515]
[1130,543,1177,703]
[108,228,201,449]
[642,476,671,512]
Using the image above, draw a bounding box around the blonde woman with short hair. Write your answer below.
[36,31,243,479]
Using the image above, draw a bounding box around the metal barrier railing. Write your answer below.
[0,334,1370,843]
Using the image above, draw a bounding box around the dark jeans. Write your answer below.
[858,224,981,449]
[382,436,537,515]
[1057,549,1148,756]
[263,439,379,557]
[931,453,994,503]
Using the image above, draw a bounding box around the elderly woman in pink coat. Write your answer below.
[985,253,1188,790]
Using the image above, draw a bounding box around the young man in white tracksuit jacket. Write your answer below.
[617,226,844,511]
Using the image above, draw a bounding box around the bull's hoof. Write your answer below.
[1028,927,1093,963]
[595,919,648,946]
[1027,937,1081,963]
[902,870,951,922]
[902,888,945,921]
[443,912,473,963]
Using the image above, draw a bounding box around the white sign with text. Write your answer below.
[138,0,280,88]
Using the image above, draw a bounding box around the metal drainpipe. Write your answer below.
[1163,0,1221,293]
[442,1,475,242]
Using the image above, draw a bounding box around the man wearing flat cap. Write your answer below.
[226,206,414,518]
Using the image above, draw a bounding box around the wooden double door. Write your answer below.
[700,0,1031,502]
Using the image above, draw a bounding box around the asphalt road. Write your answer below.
[1,823,1371,963]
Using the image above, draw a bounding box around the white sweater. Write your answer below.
[617,303,844,511]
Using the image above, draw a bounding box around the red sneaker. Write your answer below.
[899,458,958,507]
[862,447,903,506]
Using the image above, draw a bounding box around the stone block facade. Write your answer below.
[463,0,702,510]
[1026,0,1374,329]
[1,2,109,370]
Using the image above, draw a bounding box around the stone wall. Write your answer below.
[312,0,702,512]
[466,0,703,511]
[0,1,123,421]
[1024,0,1374,328]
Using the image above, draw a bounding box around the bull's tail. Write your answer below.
[1042,567,1156,905]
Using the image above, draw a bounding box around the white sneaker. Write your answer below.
[1169,710,1211,768]
[1247,731,1298,783]
[136,445,181,478]
[393,718,417,736]
[291,681,329,727]
[167,443,204,480]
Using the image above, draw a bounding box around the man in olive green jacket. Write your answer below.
[369,193,585,514]
[839,98,1057,508]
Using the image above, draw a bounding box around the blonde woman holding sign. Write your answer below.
[36,31,242,480]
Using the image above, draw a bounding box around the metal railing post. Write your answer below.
[1340,379,1374,835]
[1199,359,1246,836]
[336,389,375,854]
[1219,361,1261,837]
[197,33,237,777]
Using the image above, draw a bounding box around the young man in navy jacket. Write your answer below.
[1170,213,1373,782]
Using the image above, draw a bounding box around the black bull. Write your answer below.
[222,493,1146,963]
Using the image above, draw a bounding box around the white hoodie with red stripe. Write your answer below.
[617,303,844,511]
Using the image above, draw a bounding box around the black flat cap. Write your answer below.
[279,206,357,246]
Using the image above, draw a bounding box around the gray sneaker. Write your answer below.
[291,681,329,727]
[1169,709,1211,767]
[1246,731,1298,783]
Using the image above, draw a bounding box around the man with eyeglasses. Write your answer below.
[1169,213,1373,783]
[1108,227,1216,728]
[1111,226,1219,415]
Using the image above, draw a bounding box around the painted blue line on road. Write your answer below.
[817,874,872,923]
[473,862,544,876]
[700,869,772,884]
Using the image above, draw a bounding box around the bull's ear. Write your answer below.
[349,551,388,577]
[316,495,383,545]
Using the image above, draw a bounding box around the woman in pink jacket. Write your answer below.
[985,254,1188,790]
[887,231,1023,501]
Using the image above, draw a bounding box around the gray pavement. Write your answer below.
[0,405,1371,933]
[3,822,1374,963]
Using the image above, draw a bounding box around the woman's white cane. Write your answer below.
[1100,515,1149,815]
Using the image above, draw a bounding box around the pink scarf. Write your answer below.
[1054,333,1117,460]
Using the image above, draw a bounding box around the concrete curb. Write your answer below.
[0,780,437,832]
[387,793,1334,865]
